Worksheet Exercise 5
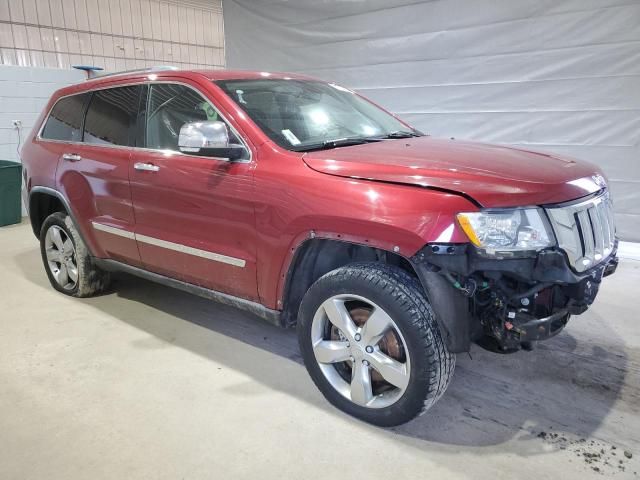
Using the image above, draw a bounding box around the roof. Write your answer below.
[193,69,316,81]
[54,68,319,98]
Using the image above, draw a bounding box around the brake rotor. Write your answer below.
[330,305,405,385]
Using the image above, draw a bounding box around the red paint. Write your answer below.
[22,69,609,311]
[303,137,604,208]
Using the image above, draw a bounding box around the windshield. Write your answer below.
[215,79,421,151]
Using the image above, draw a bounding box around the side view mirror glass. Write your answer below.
[178,121,246,160]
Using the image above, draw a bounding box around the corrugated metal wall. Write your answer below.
[223,0,640,241]
[0,0,224,71]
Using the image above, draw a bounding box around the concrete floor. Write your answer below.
[1,220,638,480]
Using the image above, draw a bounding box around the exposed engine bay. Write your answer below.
[411,243,619,353]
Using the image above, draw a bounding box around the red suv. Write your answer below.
[22,67,618,426]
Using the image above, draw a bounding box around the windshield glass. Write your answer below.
[215,79,419,151]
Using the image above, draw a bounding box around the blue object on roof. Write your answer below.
[72,65,104,72]
[72,65,104,79]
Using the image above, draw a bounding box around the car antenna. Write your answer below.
[72,65,105,80]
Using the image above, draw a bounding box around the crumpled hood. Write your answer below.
[302,136,606,207]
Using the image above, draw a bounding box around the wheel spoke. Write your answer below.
[56,264,69,287]
[67,264,79,283]
[313,340,351,364]
[322,298,357,340]
[361,307,394,346]
[46,248,62,263]
[350,360,373,406]
[50,227,64,251]
[62,238,74,254]
[368,350,409,390]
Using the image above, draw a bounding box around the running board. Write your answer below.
[94,258,283,327]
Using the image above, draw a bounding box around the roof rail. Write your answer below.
[90,65,180,80]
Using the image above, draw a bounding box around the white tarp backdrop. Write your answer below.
[223,0,640,241]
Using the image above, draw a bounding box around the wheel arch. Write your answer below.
[29,187,69,238]
[279,237,420,327]
[280,236,475,353]
[28,187,97,256]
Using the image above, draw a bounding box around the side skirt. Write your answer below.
[94,258,283,328]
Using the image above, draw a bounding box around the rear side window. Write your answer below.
[41,93,90,142]
[84,86,141,146]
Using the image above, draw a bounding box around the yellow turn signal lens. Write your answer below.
[456,213,482,247]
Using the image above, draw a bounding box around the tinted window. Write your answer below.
[84,86,141,146]
[41,93,90,142]
[145,83,242,151]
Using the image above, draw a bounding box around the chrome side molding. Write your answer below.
[92,221,246,268]
[91,221,136,240]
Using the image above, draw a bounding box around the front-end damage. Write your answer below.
[410,241,618,354]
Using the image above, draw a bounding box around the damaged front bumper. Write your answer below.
[411,242,618,353]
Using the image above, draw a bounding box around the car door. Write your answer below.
[129,82,258,301]
[54,85,142,266]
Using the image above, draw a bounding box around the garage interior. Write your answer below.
[1,1,639,479]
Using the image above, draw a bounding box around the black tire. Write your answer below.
[39,212,111,297]
[298,262,455,427]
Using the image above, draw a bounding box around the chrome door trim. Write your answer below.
[91,221,136,239]
[91,222,246,268]
[135,233,247,268]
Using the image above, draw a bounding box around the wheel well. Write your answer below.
[281,239,420,327]
[29,192,66,238]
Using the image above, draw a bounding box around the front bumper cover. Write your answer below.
[410,242,618,352]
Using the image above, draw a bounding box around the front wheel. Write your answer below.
[297,263,455,427]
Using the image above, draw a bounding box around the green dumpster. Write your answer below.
[0,160,23,227]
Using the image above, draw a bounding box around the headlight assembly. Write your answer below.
[456,208,554,256]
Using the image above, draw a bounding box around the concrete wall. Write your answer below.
[0,65,84,163]
[0,65,84,213]
[223,0,640,241]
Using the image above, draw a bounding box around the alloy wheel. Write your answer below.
[44,225,78,291]
[310,294,410,408]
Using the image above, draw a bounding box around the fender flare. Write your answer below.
[28,186,97,257]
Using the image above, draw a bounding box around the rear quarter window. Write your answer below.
[40,93,91,142]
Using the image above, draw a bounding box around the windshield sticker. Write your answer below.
[282,129,301,145]
[235,89,247,104]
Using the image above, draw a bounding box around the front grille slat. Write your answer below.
[545,191,615,272]
[578,209,595,268]
[599,198,612,253]
[589,204,604,260]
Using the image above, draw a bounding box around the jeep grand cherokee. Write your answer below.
[21,68,617,426]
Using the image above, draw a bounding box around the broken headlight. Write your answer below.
[456,208,555,256]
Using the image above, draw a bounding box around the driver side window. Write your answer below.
[145,83,241,152]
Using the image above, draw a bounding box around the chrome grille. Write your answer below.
[545,191,616,272]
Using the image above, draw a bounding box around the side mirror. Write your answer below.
[178,121,246,160]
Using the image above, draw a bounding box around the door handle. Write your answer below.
[134,162,160,172]
[62,153,82,162]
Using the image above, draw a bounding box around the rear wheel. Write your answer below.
[298,262,455,426]
[40,212,111,297]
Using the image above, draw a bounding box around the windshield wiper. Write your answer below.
[376,130,423,139]
[293,136,382,152]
